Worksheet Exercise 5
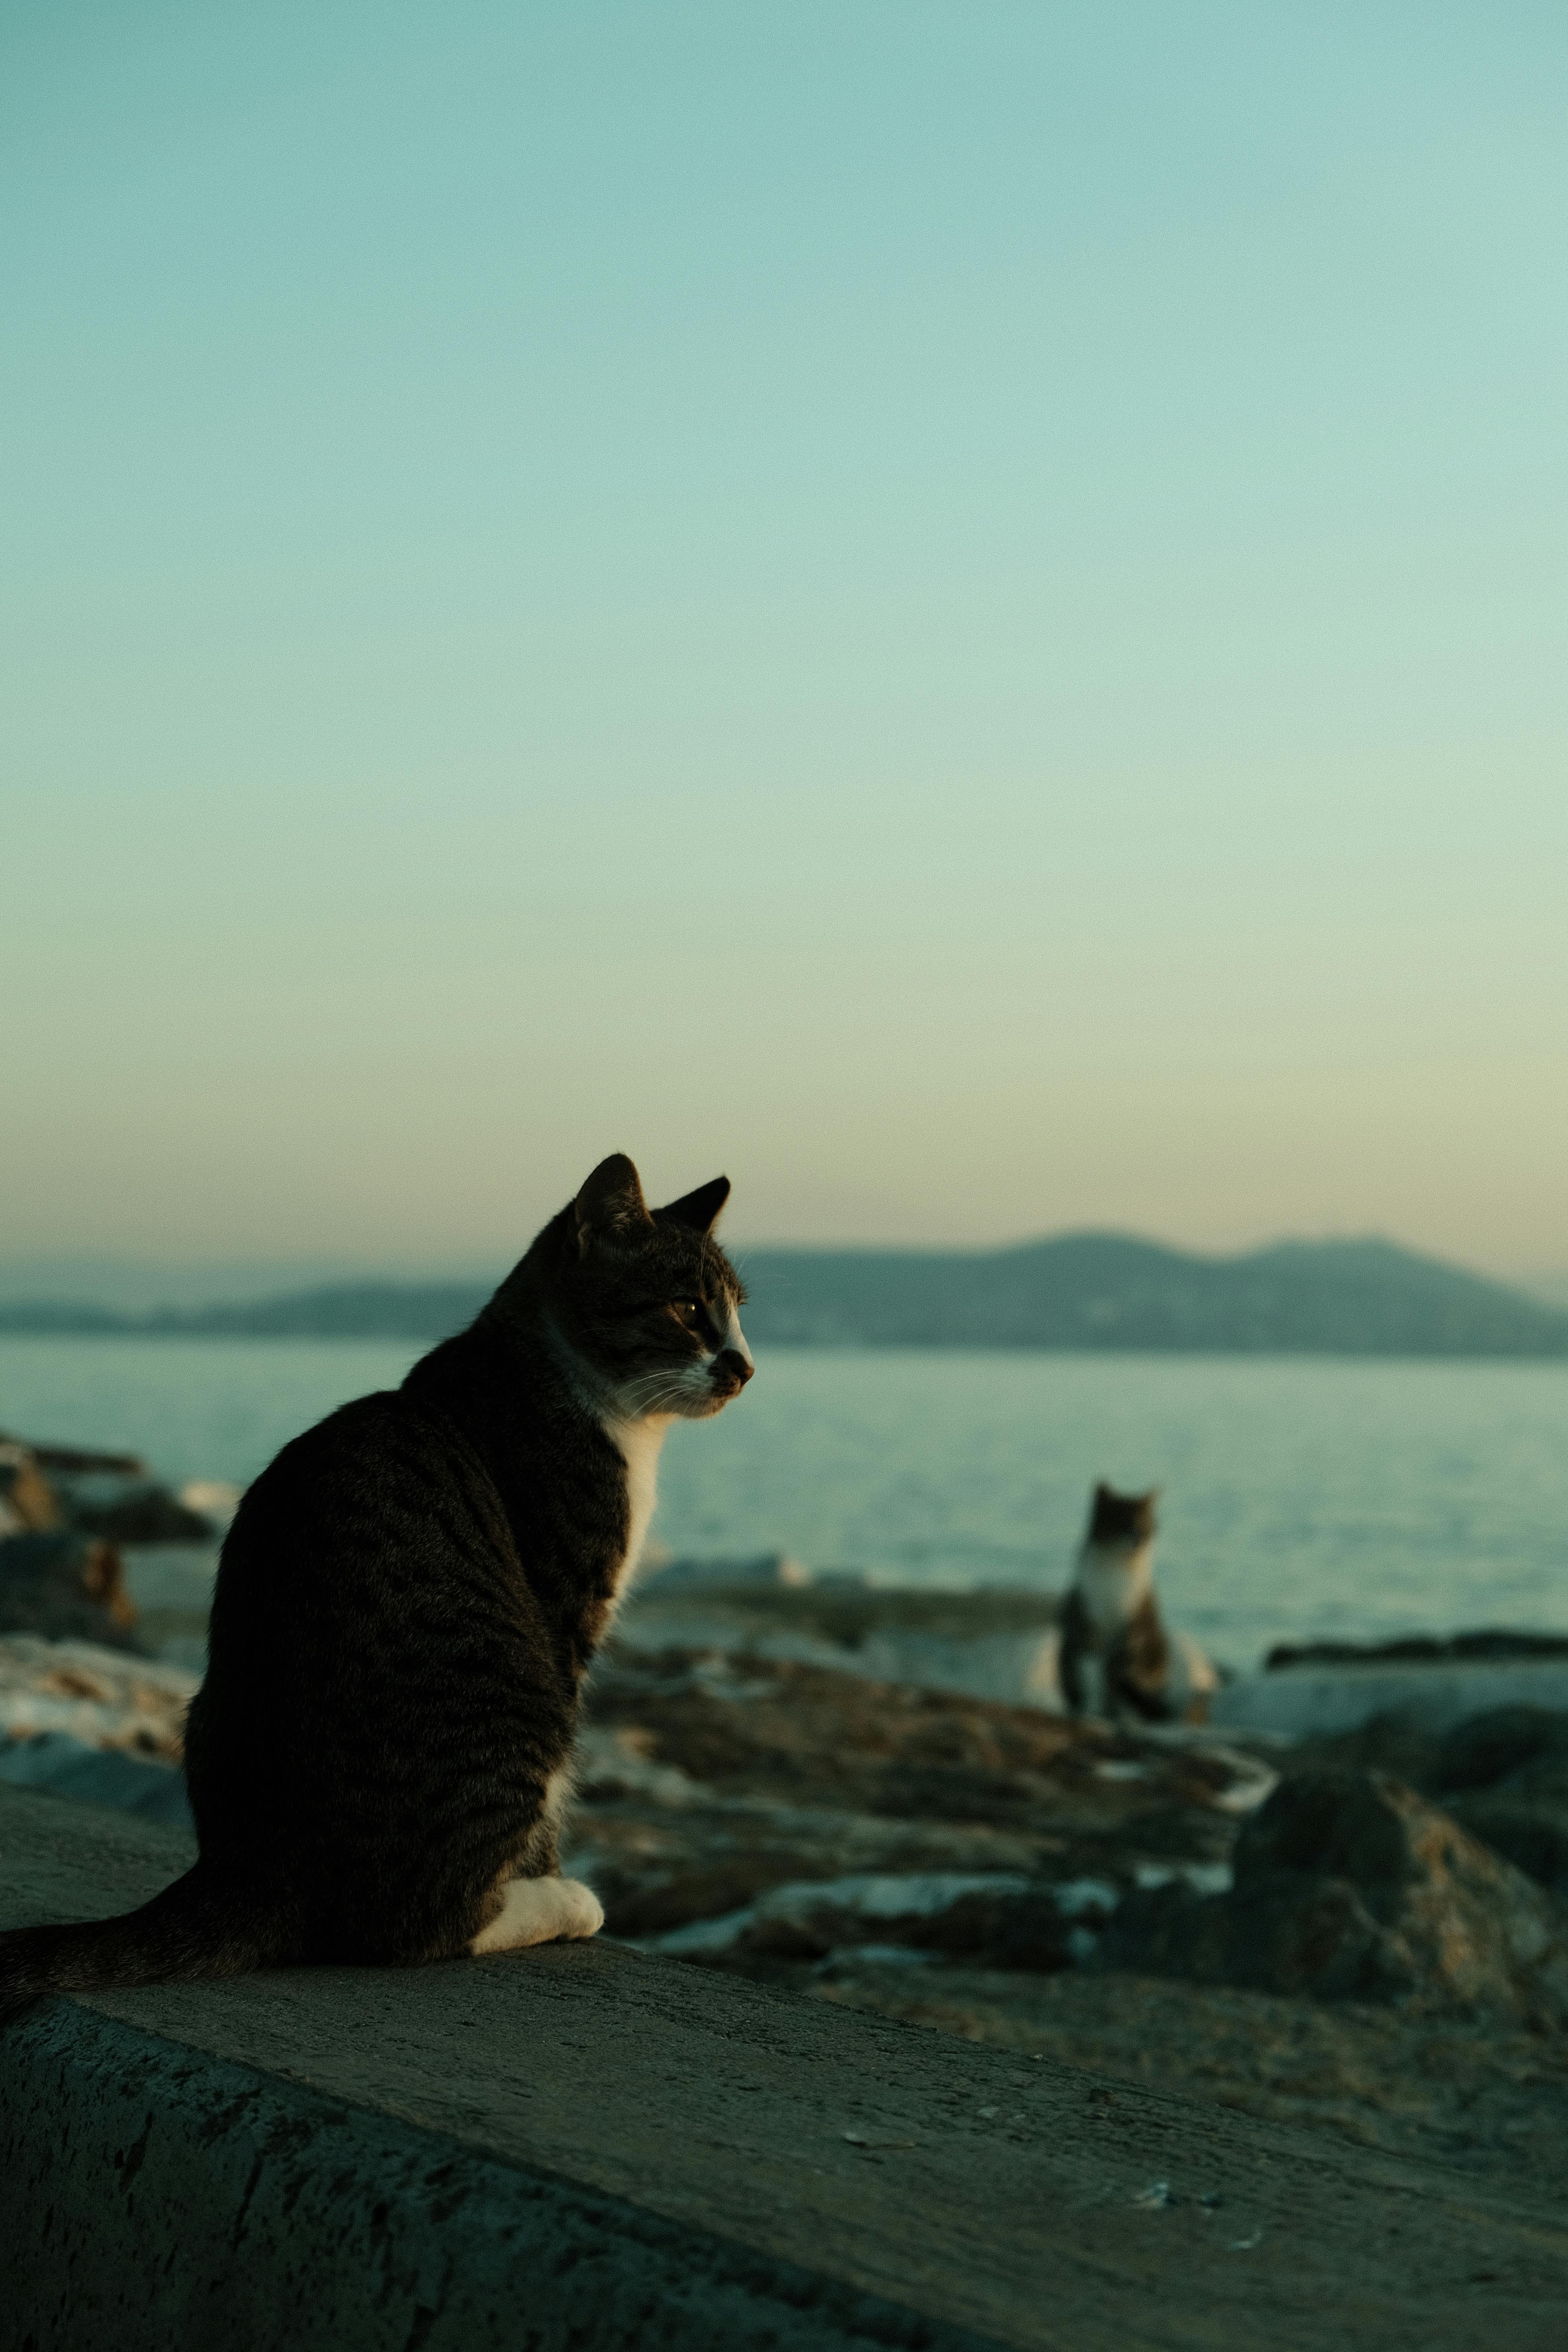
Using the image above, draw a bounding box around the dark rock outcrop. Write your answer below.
[1432,1704,1568,1795]
[0,1434,214,1548]
[1266,1630,1568,1671]
[66,1485,215,1545]
[1429,1706,1568,1902]
[1297,1704,1568,1905]
[1105,1767,1568,2017]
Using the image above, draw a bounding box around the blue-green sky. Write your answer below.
[4,2,1565,1279]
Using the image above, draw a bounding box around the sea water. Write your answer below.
[2,1337,1565,1670]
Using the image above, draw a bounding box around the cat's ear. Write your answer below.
[574,1155,652,1253]
[655,1175,731,1234]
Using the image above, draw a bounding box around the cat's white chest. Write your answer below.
[603,1414,668,1615]
[1074,1541,1154,1640]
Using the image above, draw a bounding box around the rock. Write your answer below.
[0,1443,64,1537]
[1287,1705,1568,1905]
[1210,1660,1568,1740]
[1430,1704,1568,1796]
[1267,1631,1568,1670]
[0,1531,141,1649]
[561,1646,1274,1971]
[587,1645,1268,1836]
[0,1435,145,1477]
[1426,1707,1568,1902]
[0,1632,198,1826]
[643,1871,1111,1970]
[65,1481,216,1546]
[1444,1800,1568,1901]
[0,1729,193,1826]
[1105,1766,1568,2018]
[0,1436,220,1548]
[1289,1708,1445,1788]
[0,1632,198,1759]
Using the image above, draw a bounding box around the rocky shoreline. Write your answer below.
[578,1645,1568,2193]
[4,1428,1568,2198]
[5,1623,1568,2190]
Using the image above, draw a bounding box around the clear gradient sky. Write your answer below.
[4,3,1565,1280]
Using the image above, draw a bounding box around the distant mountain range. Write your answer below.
[734,1236,1568,1357]
[3,1235,1567,1359]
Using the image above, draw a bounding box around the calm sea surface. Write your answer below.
[3,1337,1566,1669]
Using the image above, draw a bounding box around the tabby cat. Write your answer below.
[0,1155,751,2024]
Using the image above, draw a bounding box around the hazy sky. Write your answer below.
[5,2,1565,1278]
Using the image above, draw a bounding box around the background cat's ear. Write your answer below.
[655,1175,731,1234]
[574,1155,652,1252]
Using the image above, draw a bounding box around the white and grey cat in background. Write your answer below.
[1058,1484,1216,1723]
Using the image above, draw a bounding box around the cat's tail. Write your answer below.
[0,1864,288,2030]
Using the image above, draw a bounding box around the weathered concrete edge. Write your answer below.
[1,1999,1000,2352]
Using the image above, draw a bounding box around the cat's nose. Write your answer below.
[715,1348,753,1386]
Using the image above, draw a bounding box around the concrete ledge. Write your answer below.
[4,1788,1567,2351]
[3,2006,957,2352]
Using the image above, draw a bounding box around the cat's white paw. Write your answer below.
[470,1873,604,1955]
[553,1877,605,1940]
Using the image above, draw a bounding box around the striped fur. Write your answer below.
[0,1155,750,2023]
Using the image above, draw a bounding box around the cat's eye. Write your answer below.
[671,1298,703,1326]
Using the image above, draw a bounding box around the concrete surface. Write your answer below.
[2,1784,1566,2352]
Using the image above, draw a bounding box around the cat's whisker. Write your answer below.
[622,1381,689,1418]
[616,1377,680,1414]
[617,1367,704,1415]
